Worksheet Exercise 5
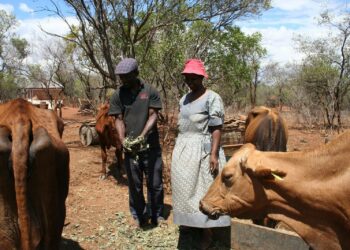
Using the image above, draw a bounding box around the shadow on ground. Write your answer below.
[177,226,231,250]
[60,237,84,250]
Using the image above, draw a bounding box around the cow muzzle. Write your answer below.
[199,200,222,220]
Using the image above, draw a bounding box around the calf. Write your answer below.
[95,103,123,179]
[200,131,350,250]
[0,98,69,250]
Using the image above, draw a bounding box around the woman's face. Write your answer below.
[184,74,204,92]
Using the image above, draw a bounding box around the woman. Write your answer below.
[171,59,230,249]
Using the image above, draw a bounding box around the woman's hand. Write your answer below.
[209,125,222,177]
[209,153,219,176]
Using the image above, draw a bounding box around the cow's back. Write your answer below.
[0,98,69,250]
[245,106,288,152]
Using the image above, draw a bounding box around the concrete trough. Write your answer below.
[231,219,309,250]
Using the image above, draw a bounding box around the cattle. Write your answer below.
[244,106,288,227]
[200,131,350,250]
[95,103,123,179]
[0,98,69,250]
[244,106,288,152]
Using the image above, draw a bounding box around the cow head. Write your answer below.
[245,106,270,128]
[244,106,288,152]
[200,143,286,220]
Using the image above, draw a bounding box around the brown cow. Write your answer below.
[95,103,123,179]
[0,98,69,250]
[200,131,350,250]
[245,106,288,227]
[244,106,288,152]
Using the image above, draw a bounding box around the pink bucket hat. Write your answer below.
[181,59,208,78]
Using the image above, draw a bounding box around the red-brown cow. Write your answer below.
[95,103,123,179]
[0,98,69,250]
[200,131,350,250]
[245,106,288,152]
[245,106,288,227]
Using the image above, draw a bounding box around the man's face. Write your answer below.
[184,73,204,92]
[119,71,138,87]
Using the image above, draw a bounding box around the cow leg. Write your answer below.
[100,146,108,179]
[0,126,19,249]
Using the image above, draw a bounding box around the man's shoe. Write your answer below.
[152,216,167,227]
[132,218,147,229]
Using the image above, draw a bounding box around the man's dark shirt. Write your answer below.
[108,80,162,148]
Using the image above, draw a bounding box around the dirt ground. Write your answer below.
[58,106,347,250]
[60,107,179,250]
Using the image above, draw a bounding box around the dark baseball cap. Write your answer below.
[115,58,138,74]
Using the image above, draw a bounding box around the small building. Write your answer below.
[22,81,64,109]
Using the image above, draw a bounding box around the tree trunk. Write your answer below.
[79,124,99,146]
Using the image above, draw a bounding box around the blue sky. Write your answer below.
[0,0,349,65]
[0,0,69,19]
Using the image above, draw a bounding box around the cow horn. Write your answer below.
[239,155,247,168]
[238,144,256,170]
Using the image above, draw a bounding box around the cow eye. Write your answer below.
[222,173,233,186]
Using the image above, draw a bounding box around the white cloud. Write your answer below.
[15,16,78,64]
[19,3,34,13]
[17,16,78,37]
[237,0,346,65]
[272,0,315,11]
[0,3,14,14]
[242,24,331,65]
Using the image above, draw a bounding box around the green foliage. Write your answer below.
[0,10,16,38]
[10,38,29,59]
[0,10,17,71]
[300,57,338,103]
[0,10,29,101]
[56,0,270,91]
[134,21,267,109]
[207,27,266,106]
[293,10,350,128]
[0,72,18,100]
[139,22,187,105]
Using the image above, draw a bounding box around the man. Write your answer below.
[108,58,164,228]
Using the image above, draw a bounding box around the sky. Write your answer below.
[0,0,349,65]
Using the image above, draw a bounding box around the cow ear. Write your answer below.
[250,106,269,117]
[253,168,286,181]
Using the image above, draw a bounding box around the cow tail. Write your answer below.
[12,118,32,250]
[277,116,287,152]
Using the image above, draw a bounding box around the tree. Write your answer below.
[0,10,16,72]
[262,62,296,111]
[43,0,270,91]
[298,56,340,128]
[296,10,350,129]
[320,11,350,128]
[0,10,29,101]
[206,27,266,107]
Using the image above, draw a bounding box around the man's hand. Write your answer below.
[122,136,149,153]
